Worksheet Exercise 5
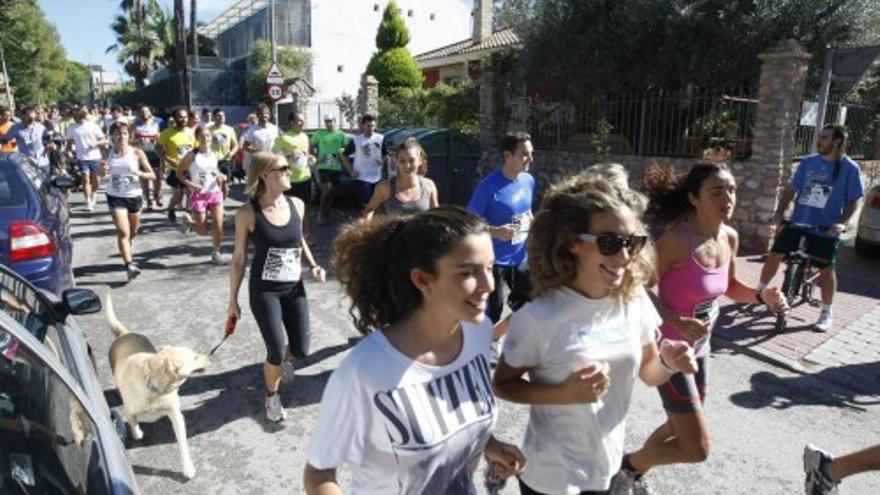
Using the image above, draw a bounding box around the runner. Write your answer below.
[176,126,230,265]
[340,114,387,207]
[66,107,108,210]
[134,104,163,210]
[241,103,279,172]
[156,107,195,223]
[207,108,239,198]
[273,112,316,242]
[304,206,526,494]
[104,121,156,281]
[492,174,697,495]
[228,151,325,422]
[311,114,349,224]
[0,106,17,152]
[615,162,787,494]
[362,136,438,220]
[0,106,51,172]
[758,124,864,332]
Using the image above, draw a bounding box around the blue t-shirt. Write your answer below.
[467,169,534,266]
[790,154,863,230]
[3,122,49,168]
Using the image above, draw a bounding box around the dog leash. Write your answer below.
[208,314,237,357]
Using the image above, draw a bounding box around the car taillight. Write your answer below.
[10,221,55,262]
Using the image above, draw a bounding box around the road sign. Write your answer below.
[267,84,283,101]
[266,62,284,85]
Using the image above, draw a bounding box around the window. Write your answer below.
[374,3,379,11]
[0,165,27,207]
[430,13,436,20]
[0,326,109,494]
[407,9,414,17]
[337,65,344,72]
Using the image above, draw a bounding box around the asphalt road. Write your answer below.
[69,185,880,494]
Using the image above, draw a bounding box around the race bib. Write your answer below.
[176,144,193,158]
[799,181,832,209]
[197,171,217,190]
[323,153,336,167]
[110,174,137,194]
[141,140,156,152]
[292,152,308,170]
[261,247,302,282]
[692,298,719,356]
[511,212,532,244]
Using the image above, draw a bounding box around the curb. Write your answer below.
[711,334,817,375]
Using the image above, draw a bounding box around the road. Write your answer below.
[69,185,880,494]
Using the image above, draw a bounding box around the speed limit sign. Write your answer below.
[267,84,283,100]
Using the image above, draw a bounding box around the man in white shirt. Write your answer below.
[340,114,387,206]
[66,108,108,210]
[241,103,279,171]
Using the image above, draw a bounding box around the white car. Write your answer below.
[856,184,880,257]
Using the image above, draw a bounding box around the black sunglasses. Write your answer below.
[577,233,647,256]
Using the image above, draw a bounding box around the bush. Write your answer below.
[366,48,423,97]
[379,83,479,135]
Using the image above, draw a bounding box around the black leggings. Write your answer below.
[519,479,609,495]
[249,282,310,365]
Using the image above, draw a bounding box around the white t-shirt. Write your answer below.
[503,286,661,494]
[307,319,497,494]
[190,150,221,194]
[67,121,105,161]
[351,133,385,184]
[242,123,279,170]
[134,119,160,153]
[106,148,142,198]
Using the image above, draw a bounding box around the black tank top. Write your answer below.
[249,197,303,289]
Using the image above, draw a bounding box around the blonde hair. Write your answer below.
[245,151,281,198]
[528,172,655,301]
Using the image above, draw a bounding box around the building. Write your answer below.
[414,0,521,89]
[197,0,473,123]
[89,68,123,103]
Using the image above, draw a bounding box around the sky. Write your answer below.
[38,0,231,77]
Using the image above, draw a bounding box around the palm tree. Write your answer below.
[106,0,165,88]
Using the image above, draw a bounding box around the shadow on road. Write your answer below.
[729,361,880,412]
[132,464,191,483]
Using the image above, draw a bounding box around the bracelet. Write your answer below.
[658,352,677,374]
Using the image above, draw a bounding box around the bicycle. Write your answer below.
[774,223,823,332]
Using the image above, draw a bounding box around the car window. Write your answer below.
[0,270,74,374]
[0,165,27,207]
[0,326,112,494]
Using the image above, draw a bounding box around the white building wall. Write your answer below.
[309,0,472,104]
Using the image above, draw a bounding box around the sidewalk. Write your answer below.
[713,246,880,394]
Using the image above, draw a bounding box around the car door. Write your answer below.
[0,313,139,494]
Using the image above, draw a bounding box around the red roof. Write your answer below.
[414,28,521,62]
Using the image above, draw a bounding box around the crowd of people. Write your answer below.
[1,98,873,494]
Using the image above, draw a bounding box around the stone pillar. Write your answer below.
[734,40,811,252]
[357,74,379,120]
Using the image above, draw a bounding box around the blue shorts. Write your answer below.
[78,160,100,173]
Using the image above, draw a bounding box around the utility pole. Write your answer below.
[175,0,189,107]
[191,0,199,70]
[813,47,834,153]
[270,0,278,125]
[0,41,13,110]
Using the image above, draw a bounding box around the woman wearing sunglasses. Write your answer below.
[228,151,325,423]
[615,162,787,491]
[493,173,697,495]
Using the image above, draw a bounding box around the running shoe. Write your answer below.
[804,444,839,495]
[211,251,231,265]
[126,263,141,282]
[265,393,286,422]
[814,308,833,332]
[86,200,94,212]
[178,212,193,234]
[608,468,634,495]
[167,208,176,223]
[631,477,658,495]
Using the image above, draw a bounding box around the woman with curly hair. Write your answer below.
[614,162,787,492]
[493,173,698,495]
[304,206,525,494]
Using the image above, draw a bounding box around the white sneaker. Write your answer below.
[179,212,193,234]
[211,251,231,265]
[265,393,286,422]
[815,308,833,332]
[86,200,94,211]
[126,263,141,282]
[804,444,840,494]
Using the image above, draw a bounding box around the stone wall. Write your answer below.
[357,74,379,119]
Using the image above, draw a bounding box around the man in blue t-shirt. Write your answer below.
[758,124,864,331]
[467,131,535,324]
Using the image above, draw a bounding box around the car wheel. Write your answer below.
[855,236,874,258]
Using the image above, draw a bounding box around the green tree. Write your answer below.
[247,39,311,104]
[0,0,68,105]
[107,0,167,88]
[494,0,536,30]
[366,0,422,96]
[379,82,479,135]
[57,61,91,104]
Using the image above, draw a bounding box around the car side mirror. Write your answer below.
[51,175,75,190]
[61,288,102,316]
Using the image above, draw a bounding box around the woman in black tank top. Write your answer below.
[228,151,325,423]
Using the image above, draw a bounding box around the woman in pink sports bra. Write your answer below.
[612,162,787,491]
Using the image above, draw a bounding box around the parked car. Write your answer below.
[0,264,139,494]
[0,152,75,295]
[855,184,880,257]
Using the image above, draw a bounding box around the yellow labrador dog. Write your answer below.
[106,293,209,479]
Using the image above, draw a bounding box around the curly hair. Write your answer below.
[332,206,488,334]
[528,172,654,301]
[642,161,731,228]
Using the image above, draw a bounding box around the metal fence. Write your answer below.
[529,86,758,160]
[793,96,877,159]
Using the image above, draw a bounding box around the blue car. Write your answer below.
[0,153,74,295]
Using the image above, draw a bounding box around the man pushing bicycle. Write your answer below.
[757,124,864,332]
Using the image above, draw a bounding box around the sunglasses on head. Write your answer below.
[577,233,647,256]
